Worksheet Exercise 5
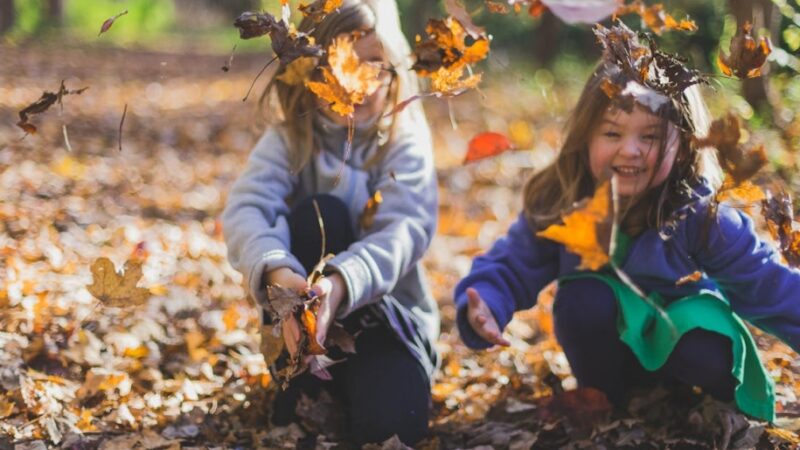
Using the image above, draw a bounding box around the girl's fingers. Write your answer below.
[466,287,482,309]
[475,314,487,325]
[311,278,332,298]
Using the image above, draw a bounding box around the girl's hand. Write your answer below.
[310,273,347,348]
[466,287,510,347]
[265,267,309,357]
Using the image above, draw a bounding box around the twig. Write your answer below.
[312,198,326,262]
[222,44,237,72]
[242,55,278,102]
[118,103,127,152]
[62,124,72,152]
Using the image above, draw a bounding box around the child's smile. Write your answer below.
[588,104,680,197]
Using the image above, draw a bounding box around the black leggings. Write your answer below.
[270,194,431,446]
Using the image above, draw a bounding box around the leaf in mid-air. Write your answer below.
[718,21,772,79]
[537,180,614,270]
[86,257,150,307]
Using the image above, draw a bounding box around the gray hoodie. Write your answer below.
[222,113,440,366]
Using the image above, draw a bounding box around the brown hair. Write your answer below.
[523,62,722,236]
[259,0,419,173]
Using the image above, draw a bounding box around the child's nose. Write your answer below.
[618,138,641,158]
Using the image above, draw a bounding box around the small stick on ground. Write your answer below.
[118,103,127,152]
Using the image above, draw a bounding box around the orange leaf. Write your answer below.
[86,257,151,307]
[616,1,697,35]
[537,180,614,270]
[675,271,703,286]
[718,21,772,79]
[305,35,382,117]
[299,0,343,22]
[463,132,515,163]
[300,304,326,355]
[430,65,482,95]
[359,190,383,230]
[412,17,490,75]
[223,304,241,331]
[695,113,767,184]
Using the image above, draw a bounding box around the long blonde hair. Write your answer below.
[523,62,722,236]
[259,0,422,173]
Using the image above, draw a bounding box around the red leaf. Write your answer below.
[463,132,515,163]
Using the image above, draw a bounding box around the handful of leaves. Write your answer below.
[260,262,356,388]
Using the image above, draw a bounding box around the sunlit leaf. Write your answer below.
[276,56,319,85]
[359,190,383,230]
[718,22,772,79]
[299,0,344,23]
[86,257,150,307]
[537,180,614,270]
[616,1,697,35]
[675,271,703,286]
[464,132,515,163]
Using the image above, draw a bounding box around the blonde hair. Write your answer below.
[259,0,422,172]
[523,62,723,236]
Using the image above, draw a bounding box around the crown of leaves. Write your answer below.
[593,21,706,130]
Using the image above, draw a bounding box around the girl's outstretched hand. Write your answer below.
[265,267,309,357]
[466,287,511,347]
[310,273,346,349]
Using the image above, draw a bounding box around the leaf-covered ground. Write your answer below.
[1,44,799,449]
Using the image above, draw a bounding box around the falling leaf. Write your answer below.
[305,35,382,117]
[616,1,697,35]
[86,257,150,307]
[694,113,767,184]
[412,17,490,75]
[762,189,800,267]
[17,81,88,134]
[675,271,703,286]
[299,0,344,23]
[537,180,614,270]
[234,11,323,66]
[99,9,128,36]
[485,1,510,14]
[359,190,383,230]
[716,178,766,204]
[277,56,319,85]
[718,21,772,79]
[430,65,482,95]
[463,132,515,163]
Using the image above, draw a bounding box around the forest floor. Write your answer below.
[1,44,799,449]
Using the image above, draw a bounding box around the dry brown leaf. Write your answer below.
[86,257,150,307]
[260,324,285,366]
[695,113,767,184]
[718,21,772,79]
[299,0,344,22]
[537,180,613,270]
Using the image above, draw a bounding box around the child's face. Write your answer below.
[318,30,393,126]
[588,105,680,197]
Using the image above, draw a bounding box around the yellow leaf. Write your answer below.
[185,331,209,362]
[277,56,319,85]
[430,65,482,95]
[86,257,150,307]
[359,190,383,230]
[222,304,241,331]
[305,35,382,117]
[0,395,14,418]
[537,180,613,270]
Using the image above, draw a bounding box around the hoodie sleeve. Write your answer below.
[221,130,305,307]
[693,203,800,353]
[325,130,438,317]
[454,214,560,349]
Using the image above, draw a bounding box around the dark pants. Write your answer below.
[553,277,737,406]
[271,195,431,447]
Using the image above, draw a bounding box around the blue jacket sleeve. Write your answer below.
[693,203,800,352]
[454,214,560,349]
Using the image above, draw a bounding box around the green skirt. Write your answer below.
[558,270,775,422]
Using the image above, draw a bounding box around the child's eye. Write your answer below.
[642,134,659,141]
[604,131,620,138]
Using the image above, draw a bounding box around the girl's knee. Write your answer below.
[554,278,618,332]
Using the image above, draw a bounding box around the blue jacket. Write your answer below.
[454,187,800,353]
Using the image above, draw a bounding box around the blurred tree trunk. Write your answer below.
[534,11,562,66]
[47,0,64,26]
[0,0,14,35]
[728,0,781,119]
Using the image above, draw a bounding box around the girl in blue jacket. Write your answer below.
[455,38,799,422]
